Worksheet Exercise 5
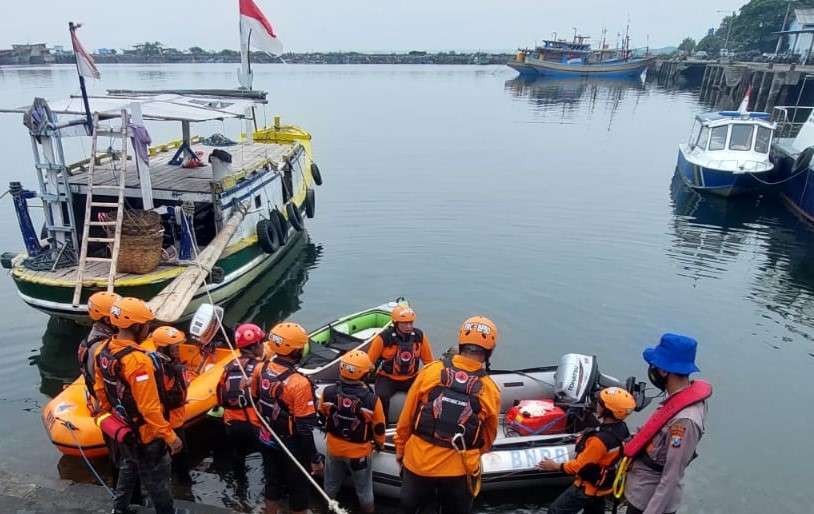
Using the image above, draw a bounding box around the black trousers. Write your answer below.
[113,439,173,514]
[400,467,473,514]
[547,484,606,514]
[261,444,310,511]
[626,506,675,514]
[375,375,414,423]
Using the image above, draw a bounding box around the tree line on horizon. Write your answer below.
[675,0,814,57]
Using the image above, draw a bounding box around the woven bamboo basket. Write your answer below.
[104,210,164,274]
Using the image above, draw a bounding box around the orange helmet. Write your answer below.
[268,322,309,356]
[88,291,121,321]
[391,305,416,323]
[339,350,373,381]
[110,297,155,329]
[458,316,498,351]
[151,326,185,347]
[598,387,636,420]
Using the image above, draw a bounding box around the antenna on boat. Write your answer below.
[68,21,99,133]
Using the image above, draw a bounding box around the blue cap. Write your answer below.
[643,333,700,375]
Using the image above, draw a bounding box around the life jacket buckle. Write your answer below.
[451,428,467,452]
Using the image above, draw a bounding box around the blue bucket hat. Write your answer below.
[643,333,700,375]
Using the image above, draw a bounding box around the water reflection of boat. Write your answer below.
[668,172,814,332]
[504,76,645,124]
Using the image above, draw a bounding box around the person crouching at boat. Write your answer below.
[319,350,386,513]
[251,322,323,514]
[537,387,636,514]
[395,316,500,514]
[216,323,266,493]
[93,297,182,514]
[143,326,191,487]
[367,305,433,423]
[78,291,121,412]
[622,334,710,514]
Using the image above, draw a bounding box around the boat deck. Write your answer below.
[67,140,297,201]
[12,255,185,288]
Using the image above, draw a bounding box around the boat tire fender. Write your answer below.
[286,202,305,232]
[257,219,281,253]
[793,146,814,174]
[305,188,316,219]
[271,208,288,243]
[311,162,323,186]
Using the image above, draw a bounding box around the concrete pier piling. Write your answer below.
[653,59,809,112]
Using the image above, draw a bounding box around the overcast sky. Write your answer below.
[2,0,746,52]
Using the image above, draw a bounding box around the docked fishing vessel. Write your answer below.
[508,31,653,78]
[770,106,814,223]
[0,7,321,323]
[676,110,776,197]
[312,352,650,495]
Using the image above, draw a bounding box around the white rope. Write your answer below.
[56,417,116,499]
[181,213,348,514]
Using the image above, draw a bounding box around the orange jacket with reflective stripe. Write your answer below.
[395,354,499,477]
[93,337,178,446]
[367,330,433,381]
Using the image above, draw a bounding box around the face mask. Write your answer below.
[648,365,668,391]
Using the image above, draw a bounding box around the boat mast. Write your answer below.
[238,13,258,134]
[68,22,93,133]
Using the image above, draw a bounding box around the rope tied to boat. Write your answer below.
[180,214,350,514]
[55,416,116,499]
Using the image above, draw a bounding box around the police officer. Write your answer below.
[624,334,710,514]
[320,350,386,513]
[93,297,182,514]
[395,316,501,514]
[251,321,322,514]
[367,305,433,422]
[217,323,266,493]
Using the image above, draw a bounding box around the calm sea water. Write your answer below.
[0,64,812,513]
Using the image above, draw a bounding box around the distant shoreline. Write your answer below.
[2,52,514,66]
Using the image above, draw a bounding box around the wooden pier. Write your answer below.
[654,59,814,112]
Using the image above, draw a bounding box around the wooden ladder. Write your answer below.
[72,110,129,305]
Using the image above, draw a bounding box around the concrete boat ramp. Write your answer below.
[0,468,235,513]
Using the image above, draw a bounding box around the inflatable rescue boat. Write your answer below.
[42,301,398,458]
[313,353,650,496]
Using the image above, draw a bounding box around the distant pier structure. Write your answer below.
[654,59,814,112]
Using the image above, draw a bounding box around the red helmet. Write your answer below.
[235,323,265,348]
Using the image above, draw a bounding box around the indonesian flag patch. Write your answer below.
[135,372,150,383]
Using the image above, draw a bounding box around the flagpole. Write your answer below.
[69,22,93,132]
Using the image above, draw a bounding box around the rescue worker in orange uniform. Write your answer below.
[77,291,120,407]
[319,350,386,513]
[395,316,501,514]
[93,298,182,514]
[251,322,322,514]
[537,387,636,514]
[144,326,191,487]
[367,305,433,422]
[217,323,267,494]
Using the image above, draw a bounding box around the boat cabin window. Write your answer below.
[729,124,754,151]
[754,126,772,153]
[709,126,728,151]
[254,195,262,209]
[697,126,710,150]
[689,121,702,148]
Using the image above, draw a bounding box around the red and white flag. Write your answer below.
[240,0,283,56]
[738,85,752,114]
[70,25,100,79]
